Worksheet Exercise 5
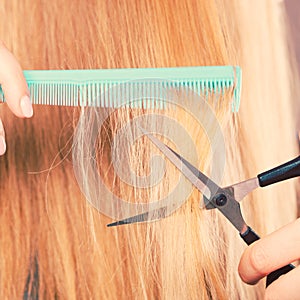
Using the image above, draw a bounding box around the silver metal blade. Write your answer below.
[143,131,212,199]
[107,207,168,226]
[107,128,248,232]
[143,131,247,233]
[226,177,259,202]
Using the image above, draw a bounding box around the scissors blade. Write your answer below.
[144,132,213,199]
[107,206,168,227]
[225,177,259,202]
[106,131,214,226]
[107,129,245,229]
[144,132,247,232]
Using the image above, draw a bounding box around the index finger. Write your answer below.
[238,219,300,284]
[0,41,33,118]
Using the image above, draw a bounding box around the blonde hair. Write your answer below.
[0,0,298,299]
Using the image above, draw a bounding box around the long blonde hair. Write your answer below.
[0,0,298,299]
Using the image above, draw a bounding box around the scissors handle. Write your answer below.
[258,156,300,187]
[240,226,295,287]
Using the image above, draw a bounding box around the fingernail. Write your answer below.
[0,136,6,155]
[20,95,33,118]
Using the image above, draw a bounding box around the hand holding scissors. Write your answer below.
[108,130,300,288]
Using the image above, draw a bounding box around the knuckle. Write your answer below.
[248,244,269,275]
[238,266,252,283]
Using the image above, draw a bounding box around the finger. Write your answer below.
[0,41,33,118]
[238,219,300,284]
[265,265,300,300]
[0,118,6,155]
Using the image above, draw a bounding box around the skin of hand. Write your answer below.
[0,41,33,155]
[238,219,300,300]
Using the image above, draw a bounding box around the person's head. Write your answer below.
[0,1,298,299]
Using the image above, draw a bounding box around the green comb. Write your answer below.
[0,66,242,111]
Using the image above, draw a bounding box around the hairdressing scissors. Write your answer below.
[107,131,300,287]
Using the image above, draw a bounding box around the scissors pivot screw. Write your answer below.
[214,194,227,207]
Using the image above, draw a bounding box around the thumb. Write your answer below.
[0,41,33,118]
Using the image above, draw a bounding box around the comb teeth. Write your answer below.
[0,66,242,111]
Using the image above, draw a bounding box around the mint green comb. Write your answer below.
[0,66,242,111]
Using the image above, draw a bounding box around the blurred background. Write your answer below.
[285,0,300,214]
[286,0,300,73]
[286,0,300,70]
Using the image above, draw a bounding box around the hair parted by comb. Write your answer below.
[0,1,298,299]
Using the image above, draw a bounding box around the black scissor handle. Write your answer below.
[258,156,300,187]
[240,226,295,287]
